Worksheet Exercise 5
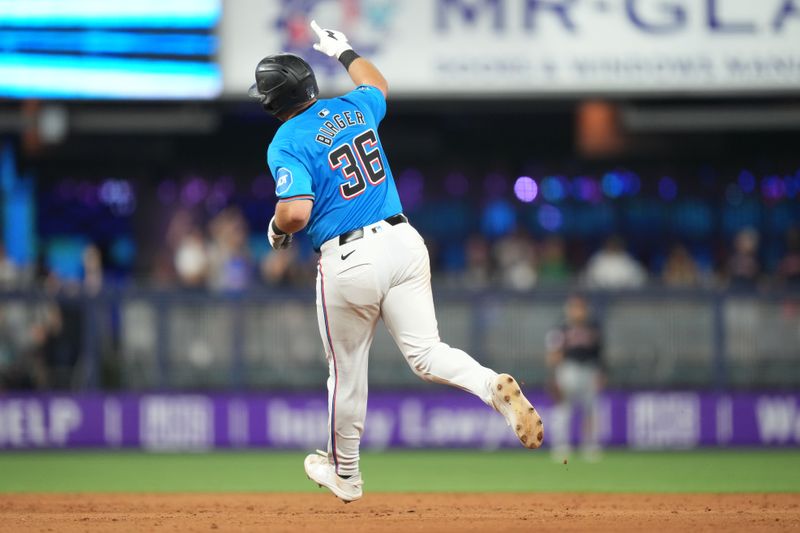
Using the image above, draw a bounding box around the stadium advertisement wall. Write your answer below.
[1,391,799,450]
[221,0,800,97]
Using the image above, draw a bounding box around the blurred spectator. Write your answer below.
[726,227,760,289]
[0,296,49,390]
[662,244,700,287]
[493,229,537,290]
[0,259,71,390]
[82,244,104,295]
[174,229,209,289]
[0,316,48,390]
[538,236,571,286]
[461,235,492,289]
[546,294,604,461]
[207,207,253,292]
[583,236,647,289]
[777,227,800,287]
[155,209,198,286]
[165,209,196,251]
[41,265,83,389]
[260,246,300,286]
[0,242,19,290]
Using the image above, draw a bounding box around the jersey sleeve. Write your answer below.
[267,143,315,202]
[343,84,386,124]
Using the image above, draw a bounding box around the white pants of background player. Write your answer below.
[315,219,498,477]
[550,359,601,456]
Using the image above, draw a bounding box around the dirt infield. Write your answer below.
[1,493,798,532]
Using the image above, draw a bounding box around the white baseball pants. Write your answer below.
[315,219,498,476]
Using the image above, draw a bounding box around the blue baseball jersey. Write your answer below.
[267,84,402,251]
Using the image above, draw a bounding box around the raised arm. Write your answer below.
[310,20,388,98]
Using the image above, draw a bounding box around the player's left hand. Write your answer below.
[310,20,352,58]
[268,215,293,250]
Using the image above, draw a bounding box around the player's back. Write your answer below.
[267,85,402,251]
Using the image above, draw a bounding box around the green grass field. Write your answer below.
[1,450,799,493]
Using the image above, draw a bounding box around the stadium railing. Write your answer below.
[0,287,798,391]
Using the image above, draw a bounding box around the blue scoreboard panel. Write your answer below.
[0,0,221,99]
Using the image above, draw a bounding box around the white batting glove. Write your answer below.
[268,215,293,250]
[310,20,352,59]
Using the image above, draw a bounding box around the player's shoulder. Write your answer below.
[268,119,297,150]
[339,84,384,103]
[267,128,295,164]
[267,133,286,154]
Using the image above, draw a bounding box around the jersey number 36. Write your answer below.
[328,129,386,200]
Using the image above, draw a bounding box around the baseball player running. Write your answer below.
[250,20,543,503]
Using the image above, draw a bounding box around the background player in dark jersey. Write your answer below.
[546,294,605,461]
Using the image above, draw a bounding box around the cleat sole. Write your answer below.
[493,373,544,449]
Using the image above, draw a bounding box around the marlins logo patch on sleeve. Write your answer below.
[275,168,293,196]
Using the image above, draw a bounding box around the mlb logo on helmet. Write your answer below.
[276,168,293,195]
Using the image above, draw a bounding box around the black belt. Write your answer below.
[339,213,407,246]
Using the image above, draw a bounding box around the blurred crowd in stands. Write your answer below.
[143,210,800,292]
[2,209,800,296]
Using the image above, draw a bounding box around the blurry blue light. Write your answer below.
[111,237,136,267]
[47,237,88,281]
[573,176,601,203]
[0,142,13,192]
[762,175,786,201]
[77,181,98,207]
[767,204,793,233]
[540,176,565,202]
[658,176,677,201]
[0,31,216,56]
[513,176,538,203]
[722,200,761,235]
[0,0,221,28]
[674,201,713,238]
[397,169,425,210]
[601,172,625,198]
[99,178,136,216]
[181,177,208,206]
[785,175,800,199]
[482,199,516,237]
[0,53,221,99]
[537,204,563,232]
[214,177,235,198]
[157,180,178,205]
[725,183,743,206]
[622,171,641,196]
[205,191,227,215]
[99,179,130,204]
[738,170,756,193]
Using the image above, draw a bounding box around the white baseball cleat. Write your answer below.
[304,450,364,503]
[491,373,544,449]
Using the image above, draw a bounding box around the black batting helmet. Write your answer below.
[248,53,318,117]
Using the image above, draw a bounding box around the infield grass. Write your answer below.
[0,450,798,493]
